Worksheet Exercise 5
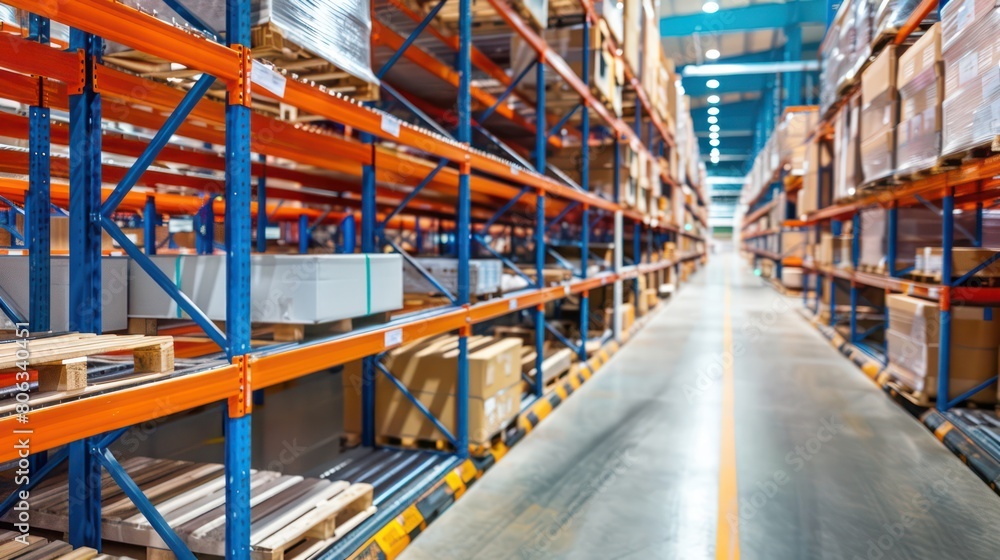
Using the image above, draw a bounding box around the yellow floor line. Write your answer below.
[716,273,741,559]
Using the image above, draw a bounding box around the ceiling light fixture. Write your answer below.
[707,107,720,116]
[707,95,720,104]
[707,116,718,124]
[702,1,719,13]
[706,49,720,60]
[709,132,719,140]
[706,79,720,89]
[709,124,720,132]
[710,148,720,156]
[709,139,720,147]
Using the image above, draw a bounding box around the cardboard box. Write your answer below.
[897,23,942,92]
[782,267,804,289]
[378,384,522,445]
[886,294,1000,402]
[916,247,1000,278]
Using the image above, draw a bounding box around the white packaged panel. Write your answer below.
[0,257,129,332]
[129,254,402,323]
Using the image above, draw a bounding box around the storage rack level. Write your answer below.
[788,0,1000,414]
[0,1,707,560]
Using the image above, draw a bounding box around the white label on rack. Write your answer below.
[381,114,401,137]
[511,166,519,175]
[6,250,24,256]
[508,298,518,310]
[928,287,940,299]
[564,285,571,295]
[384,328,403,348]
[251,62,287,97]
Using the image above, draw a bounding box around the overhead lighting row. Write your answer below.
[700,1,722,164]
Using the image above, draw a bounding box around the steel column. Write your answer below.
[360,130,377,448]
[298,214,309,254]
[975,201,983,247]
[67,27,103,550]
[532,48,548,398]
[27,106,50,331]
[850,213,860,343]
[578,17,590,361]
[784,25,803,108]
[144,196,157,255]
[225,1,252,558]
[455,0,472,458]
[938,191,954,411]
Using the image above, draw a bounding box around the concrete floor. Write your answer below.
[398,250,1000,560]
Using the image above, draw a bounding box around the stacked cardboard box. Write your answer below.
[941,0,1000,156]
[342,335,524,446]
[622,0,642,76]
[896,23,943,175]
[887,294,1000,404]
[860,45,899,183]
[834,93,863,200]
[796,137,829,219]
[777,109,819,175]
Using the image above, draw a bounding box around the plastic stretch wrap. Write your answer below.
[858,206,980,269]
[941,0,1000,156]
[820,0,875,112]
[874,0,938,39]
[896,23,943,174]
[777,110,818,175]
[860,45,897,183]
[111,0,376,83]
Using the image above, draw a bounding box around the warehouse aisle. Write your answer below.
[397,251,1000,560]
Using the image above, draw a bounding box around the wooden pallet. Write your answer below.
[0,334,173,392]
[884,379,932,408]
[0,531,134,560]
[103,21,378,121]
[1,457,375,560]
[375,434,452,452]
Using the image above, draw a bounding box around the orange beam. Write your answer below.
[894,0,937,45]
[0,364,242,463]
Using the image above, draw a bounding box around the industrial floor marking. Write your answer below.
[716,270,741,560]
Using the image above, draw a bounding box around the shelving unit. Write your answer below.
[0,1,706,559]
[741,0,1000,490]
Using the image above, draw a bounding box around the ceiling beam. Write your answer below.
[675,43,822,70]
[660,0,828,36]
[682,60,820,77]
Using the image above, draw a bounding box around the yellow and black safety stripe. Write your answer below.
[345,326,636,560]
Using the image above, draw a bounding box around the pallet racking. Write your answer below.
[741,0,1000,414]
[0,0,707,558]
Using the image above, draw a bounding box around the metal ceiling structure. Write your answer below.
[659,0,834,229]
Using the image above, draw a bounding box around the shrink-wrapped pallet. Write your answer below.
[873,0,938,42]
[940,0,1000,156]
[896,23,944,174]
[109,0,377,84]
[777,109,819,175]
[860,45,898,183]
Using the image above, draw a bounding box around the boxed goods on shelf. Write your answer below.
[622,0,642,75]
[0,257,129,332]
[129,254,403,323]
[820,0,874,112]
[941,0,1000,156]
[511,24,618,114]
[873,0,938,42]
[781,230,809,259]
[886,294,999,404]
[657,53,678,126]
[343,335,523,446]
[859,45,899,183]
[107,0,377,91]
[403,258,502,296]
[782,267,805,289]
[517,0,549,29]
[597,0,624,43]
[915,247,1000,279]
[896,23,944,175]
[797,138,830,218]
[778,109,819,175]
[834,93,863,200]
